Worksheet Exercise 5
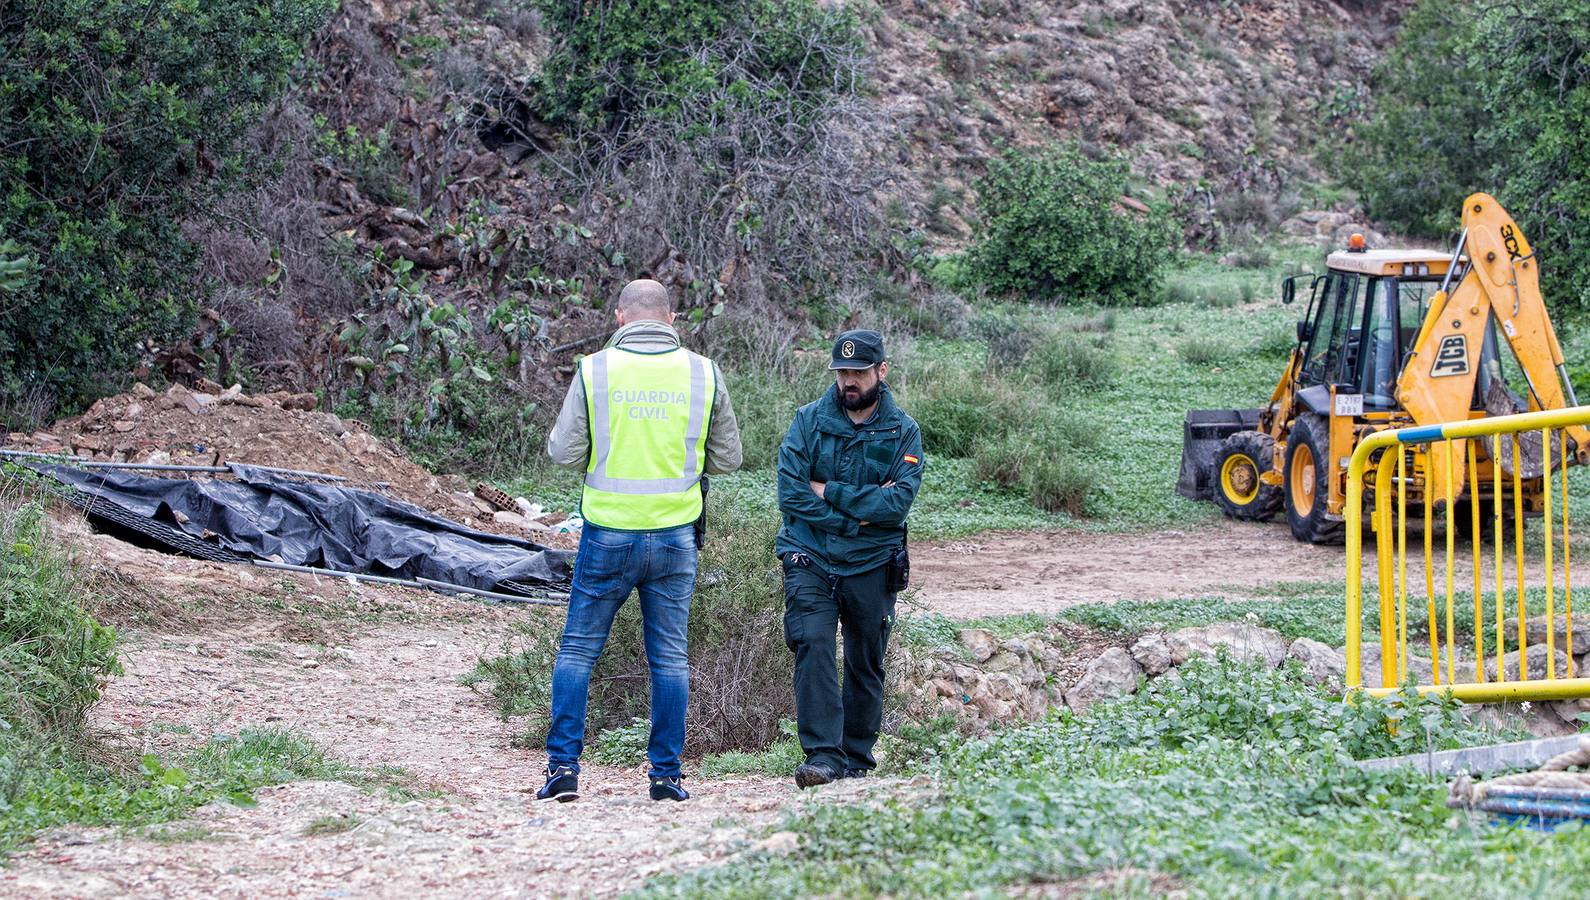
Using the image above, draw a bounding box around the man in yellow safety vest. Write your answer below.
[538,279,741,803]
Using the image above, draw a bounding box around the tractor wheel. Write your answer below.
[1284,415,1344,544]
[1213,431,1282,521]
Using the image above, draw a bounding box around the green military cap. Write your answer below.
[829,329,886,370]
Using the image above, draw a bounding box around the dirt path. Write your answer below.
[0,601,869,899]
[911,519,1590,619]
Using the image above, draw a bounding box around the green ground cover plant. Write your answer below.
[0,495,405,854]
[640,657,1570,898]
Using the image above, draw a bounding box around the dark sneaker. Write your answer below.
[536,765,579,802]
[794,762,837,789]
[649,776,690,802]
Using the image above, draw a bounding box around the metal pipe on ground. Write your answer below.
[249,559,567,607]
[1357,734,1583,776]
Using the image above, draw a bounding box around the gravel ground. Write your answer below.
[0,584,878,899]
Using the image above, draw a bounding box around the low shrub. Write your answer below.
[902,364,1025,458]
[1025,454,1096,515]
[970,412,1101,516]
[0,503,120,739]
[965,142,1179,305]
[721,362,831,472]
[1021,332,1115,388]
[1175,335,1228,367]
[1072,310,1117,333]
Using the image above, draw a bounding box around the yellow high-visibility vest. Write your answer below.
[578,346,715,531]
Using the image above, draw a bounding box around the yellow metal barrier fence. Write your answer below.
[1346,406,1590,701]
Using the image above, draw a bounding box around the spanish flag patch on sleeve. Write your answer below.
[903,454,920,465]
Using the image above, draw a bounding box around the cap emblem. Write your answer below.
[841,340,856,359]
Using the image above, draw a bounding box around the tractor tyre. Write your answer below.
[1284,415,1344,544]
[1212,431,1282,521]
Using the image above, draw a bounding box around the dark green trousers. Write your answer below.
[781,555,897,773]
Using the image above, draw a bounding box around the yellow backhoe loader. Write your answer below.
[1178,193,1590,542]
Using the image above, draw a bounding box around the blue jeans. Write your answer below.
[545,523,697,779]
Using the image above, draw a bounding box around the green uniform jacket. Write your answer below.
[774,383,924,576]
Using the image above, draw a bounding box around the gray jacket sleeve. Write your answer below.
[545,371,590,469]
[704,362,742,475]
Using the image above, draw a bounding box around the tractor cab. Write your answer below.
[1288,248,1450,413]
[1286,247,1522,419]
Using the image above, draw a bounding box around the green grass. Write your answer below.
[491,252,1311,539]
[893,609,1078,656]
[0,727,391,855]
[639,657,1563,898]
[303,813,361,836]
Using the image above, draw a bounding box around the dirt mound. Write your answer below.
[4,381,569,540]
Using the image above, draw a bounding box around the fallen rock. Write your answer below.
[1497,647,1575,683]
[1167,623,1288,668]
[1065,647,1141,712]
[1548,697,1590,727]
[1033,641,1066,676]
[957,628,998,663]
[1129,632,1174,676]
[492,511,531,530]
[1468,701,1578,738]
[1505,615,1590,652]
[1288,638,1346,687]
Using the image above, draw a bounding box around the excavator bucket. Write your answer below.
[1177,408,1262,500]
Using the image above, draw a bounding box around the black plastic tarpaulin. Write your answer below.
[31,463,573,597]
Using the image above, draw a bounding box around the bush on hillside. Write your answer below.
[965,144,1179,305]
[0,0,332,419]
[530,0,886,322]
[1330,0,1483,237]
[532,0,860,146]
[1337,0,1590,307]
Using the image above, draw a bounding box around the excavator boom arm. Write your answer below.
[1396,193,1590,499]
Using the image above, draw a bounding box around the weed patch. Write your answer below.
[640,658,1546,898]
[1175,334,1229,367]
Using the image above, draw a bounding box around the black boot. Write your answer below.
[794,761,838,789]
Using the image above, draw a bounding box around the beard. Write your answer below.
[839,381,882,411]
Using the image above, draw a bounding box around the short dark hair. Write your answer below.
[617,279,672,318]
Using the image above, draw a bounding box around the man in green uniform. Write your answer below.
[775,329,924,788]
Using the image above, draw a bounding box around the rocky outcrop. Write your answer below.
[1129,632,1174,676]
[1288,637,1345,687]
[1166,623,1289,668]
[1064,648,1143,712]
[904,617,1590,739]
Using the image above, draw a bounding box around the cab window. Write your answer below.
[1301,272,1361,386]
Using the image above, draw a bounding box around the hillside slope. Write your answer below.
[173,0,1410,417]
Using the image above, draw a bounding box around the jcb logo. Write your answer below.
[1502,223,1522,258]
[1431,334,1469,377]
